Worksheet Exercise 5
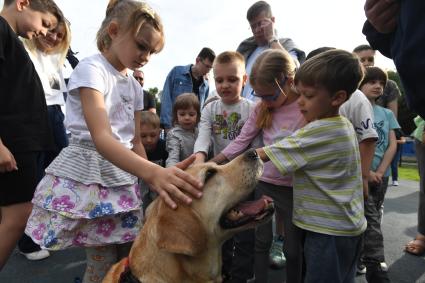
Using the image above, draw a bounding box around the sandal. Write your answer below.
[404,238,425,256]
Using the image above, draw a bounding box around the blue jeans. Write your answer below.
[304,231,361,283]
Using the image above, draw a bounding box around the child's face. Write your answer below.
[109,23,163,72]
[355,49,375,68]
[361,80,384,101]
[296,82,341,123]
[177,107,198,131]
[213,62,247,105]
[17,9,57,39]
[140,124,160,152]
[35,22,65,53]
[252,79,289,109]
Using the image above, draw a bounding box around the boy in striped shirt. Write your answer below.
[256,49,366,282]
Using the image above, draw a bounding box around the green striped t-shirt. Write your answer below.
[264,116,366,236]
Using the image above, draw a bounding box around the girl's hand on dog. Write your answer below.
[149,154,203,209]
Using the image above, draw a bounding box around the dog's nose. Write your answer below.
[245,149,259,161]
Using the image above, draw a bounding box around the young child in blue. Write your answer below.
[0,0,63,269]
[359,66,399,283]
[256,49,366,282]
[24,1,202,282]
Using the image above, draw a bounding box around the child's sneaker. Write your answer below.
[20,249,50,261]
[392,180,399,186]
[269,235,286,269]
[357,262,367,274]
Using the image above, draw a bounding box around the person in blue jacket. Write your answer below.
[160,47,215,130]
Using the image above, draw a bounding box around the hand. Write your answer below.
[364,0,400,33]
[0,143,18,173]
[260,18,275,42]
[148,154,203,209]
[193,152,206,164]
[368,171,382,184]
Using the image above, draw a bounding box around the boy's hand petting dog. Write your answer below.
[149,154,203,209]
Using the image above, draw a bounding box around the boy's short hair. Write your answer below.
[213,51,245,69]
[306,47,335,61]
[359,66,388,89]
[172,93,201,126]
[352,44,374,53]
[140,111,160,129]
[4,0,64,24]
[247,1,272,21]
[295,49,363,99]
[197,47,216,63]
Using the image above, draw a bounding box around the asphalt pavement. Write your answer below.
[1,179,424,283]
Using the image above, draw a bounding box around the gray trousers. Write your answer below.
[254,181,303,283]
[363,177,389,265]
[416,140,425,235]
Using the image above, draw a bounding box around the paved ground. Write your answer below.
[1,179,424,283]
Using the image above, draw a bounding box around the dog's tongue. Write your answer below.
[235,195,273,216]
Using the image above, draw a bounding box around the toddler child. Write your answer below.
[139,111,168,211]
[24,1,202,282]
[0,0,63,269]
[193,50,256,281]
[359,66,399,282]
[194,51,255,162]
[166,93,200,167]
[256,49,366,282]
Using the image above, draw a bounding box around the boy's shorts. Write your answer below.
[0,151,42,206]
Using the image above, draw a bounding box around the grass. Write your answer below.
[398,165,420,182]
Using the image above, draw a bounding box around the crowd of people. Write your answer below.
[0,0,424,283]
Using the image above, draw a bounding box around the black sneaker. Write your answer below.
[357,262,367,275]
[366,263,390,283]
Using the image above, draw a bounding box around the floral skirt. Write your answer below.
[26,174,143,250]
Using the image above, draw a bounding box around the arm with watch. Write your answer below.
[261,19,302,66]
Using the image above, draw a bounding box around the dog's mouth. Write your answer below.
[219,195,274,229]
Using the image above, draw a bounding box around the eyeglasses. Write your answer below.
[200,60,213,69]
[251,78,287,101]
[134,76,144,82]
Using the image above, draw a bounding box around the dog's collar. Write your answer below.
[119,257,141,283]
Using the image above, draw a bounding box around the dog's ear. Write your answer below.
[155,201,207,256]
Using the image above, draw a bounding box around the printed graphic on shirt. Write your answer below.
[111,93,134,122]
[213,111,243,140]
[355,117,374,135]
[374,120,385,148]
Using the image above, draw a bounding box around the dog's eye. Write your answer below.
[204,169,217,183]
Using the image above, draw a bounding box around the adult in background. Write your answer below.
[133,69,156,113]
[362,0,425,119]
[404,116,425,256]
[160,47,216,130]
[237,0,305,102]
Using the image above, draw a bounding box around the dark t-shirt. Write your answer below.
[143,90,156,111]
[190,65,203,98]
[146,139,168,167]
[376,79,400,108]
[0,16,53,153]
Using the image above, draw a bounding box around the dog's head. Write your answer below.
[148,150,274,257]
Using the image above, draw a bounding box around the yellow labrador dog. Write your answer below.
[103,150,274,283]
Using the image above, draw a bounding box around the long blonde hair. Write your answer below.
[23,20,71,66]
[96,0,164,53]
[250,49,296,129]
